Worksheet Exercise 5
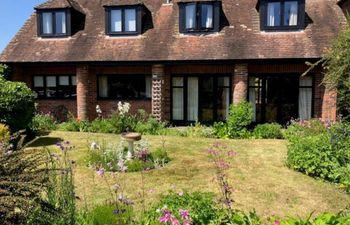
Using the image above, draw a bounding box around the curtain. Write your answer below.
[172,89,184,120]
[125,9,136,32]
[42,13,53,34]
[201,4,213,28]
[145,76,152,98]
[299,77,312,120]
[286,1,298,26]
[34,76,44,87]
[111,10,122,32]
[98,76,109,98]
[59,76,69,86]
[186,4,196,29]
[55,12,66,34]
[187,77,198,121]
[249,77,256,122]
[71,76,77,86]
[267,2,280,26]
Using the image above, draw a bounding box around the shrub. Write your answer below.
[214,101,253,139]
[76,204,134,225]
[87,139,170,173]
[276,212,350,225]
[0,77,35,131]
[0,147,57,225]
[253,123,283,139]
[142,191,218,225]
[30,113,57,132]
[0,123,10,143]
[135,116,166,135]
[286,120,350,190]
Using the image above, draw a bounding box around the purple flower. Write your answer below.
[159,210,172,223]
[227,150,237,157]
[274,220,281,225]
[96,168,105,177]
[179,209,189,220]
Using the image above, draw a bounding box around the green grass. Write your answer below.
[27,131,350,219]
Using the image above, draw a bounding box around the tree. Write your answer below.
[305,19,350,119]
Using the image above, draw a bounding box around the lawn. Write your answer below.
[28,131,350,219]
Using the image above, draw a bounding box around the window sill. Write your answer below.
[36,97,77,100]
[105,34,143,39]
[97,98,152,101]
[177,32,222,37]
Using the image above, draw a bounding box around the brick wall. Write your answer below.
[10,62,337,122]
[233,64,248,104]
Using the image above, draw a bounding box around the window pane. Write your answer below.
[284,1,298,26]
[125,9,136,32]
[46,76,56,98]
[201,4,213,29]
[299,87,312,120]
[187,77,198,121]
[71,76,77,86]
[185,4,196,29]
[59,76,69,85]
[34,76,44,87]
[172,88,184,120]
[299,76,312,87]
[108,76,145,99]
[172,77,183,86]
[42,12,53,34]
[46,76,56,87]
[55,12,66,34]
[111,9,122,32]
[267,2,281,26]
[218,87,230,121]
[145,76,152,98]
[98,76,109,98]
[218,77,229,87]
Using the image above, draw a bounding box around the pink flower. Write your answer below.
[179,209,189,220]
[96,168,105,177]
[227,150,237,157]
[274,220,281,225]
[159,210,172,223]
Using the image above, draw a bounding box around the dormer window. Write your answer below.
[179,2,221,33]
[260,0,305,31]
[37,10,71,37]
[105,6,142,35]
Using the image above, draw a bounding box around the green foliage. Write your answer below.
[58,110,165,135]
[0,148,55,225]
[213,102,253,139]
[0,77,36,131]
[0,64,10,79]
[135,116,166,135]
[30,113,57,132]
[151,148,170,164]
[286,120,350,190]
[87,140,170,173]
[253,123,283,139]
[0,123,10,142]
[125,159,155,172]
[278,212,350,225]
[305,19,350,120]
[76,204,134,225]
[142,191,218,225]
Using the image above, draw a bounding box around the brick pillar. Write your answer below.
[76,64,89,120]
[314,72,337,121]
[233,64,248,104]
[151,64,170,121]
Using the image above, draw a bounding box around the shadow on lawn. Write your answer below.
[27,137,64,148]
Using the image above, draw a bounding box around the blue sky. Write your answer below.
[0,0,46,53]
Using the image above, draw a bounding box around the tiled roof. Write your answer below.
[0,0,346,63]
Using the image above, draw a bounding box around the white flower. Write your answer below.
[117,101,130,116]
[96,105,102,114]
[90,142,99,150]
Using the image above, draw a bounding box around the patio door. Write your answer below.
[249,74,313,124]
[172,75,231,124]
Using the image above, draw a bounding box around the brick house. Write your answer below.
[0,0,347,124]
